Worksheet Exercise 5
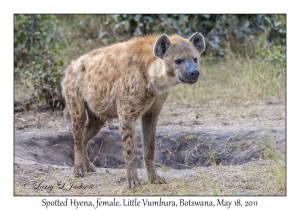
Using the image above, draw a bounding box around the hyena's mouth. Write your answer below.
[178,76,199,84]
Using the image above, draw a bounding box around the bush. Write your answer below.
[14,14,286,108]
[14,14,67,108]
[114,14,286,57]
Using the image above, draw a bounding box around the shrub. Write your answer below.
[14,14,286,108]
[114,14,286,57]
[14,14,67,108]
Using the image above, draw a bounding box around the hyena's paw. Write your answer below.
[146,164,167,184]
[127,173,141,189]
[73,164,85,177]
[149,174,167,184]
[126,162,140,188]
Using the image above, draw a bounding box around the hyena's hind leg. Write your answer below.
[82,102,106,172]
[66,96,104,177]
[66,96,87,177]
[106,118,119,130]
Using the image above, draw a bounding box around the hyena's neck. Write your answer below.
[148,58,166,78]
[147,58,178,95]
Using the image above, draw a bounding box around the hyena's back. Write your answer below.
[63,36,160,118]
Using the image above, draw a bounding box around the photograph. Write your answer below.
[14,14,286,197]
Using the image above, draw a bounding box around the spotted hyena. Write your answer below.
[62,32,205,188]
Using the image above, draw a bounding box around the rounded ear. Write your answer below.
[153,34,171,59]
[189,32,205,54]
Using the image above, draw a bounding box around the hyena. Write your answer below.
[62,32,205,188]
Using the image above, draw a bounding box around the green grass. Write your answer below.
[167,55,285,106]
[257,134,286,195]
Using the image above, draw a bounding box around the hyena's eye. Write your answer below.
[175,58,184,65]
[194,57,198,63]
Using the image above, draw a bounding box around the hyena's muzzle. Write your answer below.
[178,60,200,84]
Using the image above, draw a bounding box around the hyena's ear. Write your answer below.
[189,32,205,54]
[153,34,171,59]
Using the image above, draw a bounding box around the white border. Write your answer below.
[4,1,296,209]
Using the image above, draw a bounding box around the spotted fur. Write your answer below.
[62,32,205,188]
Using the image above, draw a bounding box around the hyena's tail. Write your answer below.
[63,106,72,131]
[61,68,72,131]
[62,60,84,131]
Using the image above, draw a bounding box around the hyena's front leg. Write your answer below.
[142,93,169,184]
[66,97,87,177]
[118,114,140,188]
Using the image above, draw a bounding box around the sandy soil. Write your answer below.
[14,101,286,195]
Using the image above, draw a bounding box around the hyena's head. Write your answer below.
[154,32,205,84]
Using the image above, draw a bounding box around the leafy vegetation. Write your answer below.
[14,15,67,106]
[115,14,286,57]
[14,14,286,107]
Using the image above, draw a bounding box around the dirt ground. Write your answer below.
[14,101,286,196]
[14,101,285,134]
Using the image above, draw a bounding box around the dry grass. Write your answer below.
[14,46,285,106]
[14,158,285,196]
[168,55,285,106]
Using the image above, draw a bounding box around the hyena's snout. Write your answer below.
[180,62,200,84]
[187,67,200,79]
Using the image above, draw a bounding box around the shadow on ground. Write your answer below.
[14,126,285,169]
